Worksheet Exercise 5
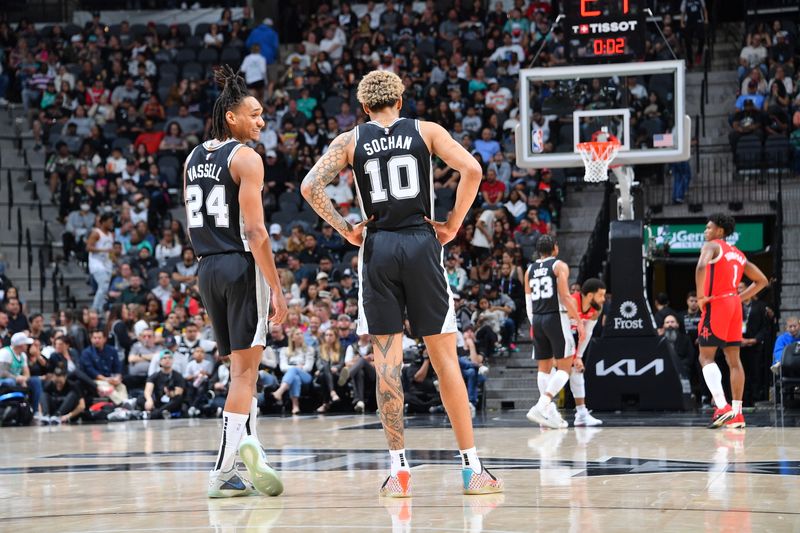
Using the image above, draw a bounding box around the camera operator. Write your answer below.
[402,343,443,414]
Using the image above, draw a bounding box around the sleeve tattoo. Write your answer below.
[301,130,354,235]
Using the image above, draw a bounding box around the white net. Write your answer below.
[576,141,620,183]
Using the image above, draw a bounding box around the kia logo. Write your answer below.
[596,358,664,376]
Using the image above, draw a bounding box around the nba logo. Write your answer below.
[532,129,544,154]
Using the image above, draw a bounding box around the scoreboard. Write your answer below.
[564,0,647,63]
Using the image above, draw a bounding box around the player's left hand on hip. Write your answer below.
[424,216,457,245]
[269,290,289,324]
[342,217,373,247]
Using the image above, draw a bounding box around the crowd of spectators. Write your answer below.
[732,18,800,174]
[0,1,754,424]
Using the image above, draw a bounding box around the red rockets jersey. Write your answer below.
[569,292,601,332]
[705,239,746,297]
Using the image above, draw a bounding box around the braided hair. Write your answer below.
[210,65,250,140]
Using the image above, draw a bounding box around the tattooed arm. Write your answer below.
[301,130,370,246]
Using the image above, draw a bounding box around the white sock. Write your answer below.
[576,404,588,415]
[390,449,410,476]
[545,369,570,400]
[732,400,742,415]
[214,411,249,472]
[702,363,728,409]
[537,371,550,396]
[246,397,259,443]
[460,446,482,473]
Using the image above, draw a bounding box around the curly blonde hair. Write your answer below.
[356,70,404,111]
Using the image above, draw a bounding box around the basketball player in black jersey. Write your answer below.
[184,66,287,498]
[524,235,585,430]
[301,71,503,496]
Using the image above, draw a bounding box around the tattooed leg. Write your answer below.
[372,333,405,450]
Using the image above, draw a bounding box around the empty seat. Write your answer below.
[194,23,211,37]
[112,137,132,153]
[322,95,344,117]
[175,48,197,64]
[278,191,302,210]
[185,36,204,49]
[220,47,242,67]
[181,62,203,80]
[197,48,219,65]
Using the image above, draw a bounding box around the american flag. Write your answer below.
[653,133,673,148]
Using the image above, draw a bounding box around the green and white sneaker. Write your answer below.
[207,467,258,498]
[238,435,284,497]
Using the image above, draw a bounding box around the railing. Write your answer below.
[577,181,613,284]
[643,155,789,208]
[6,170,12,230]
[774,172,784,319]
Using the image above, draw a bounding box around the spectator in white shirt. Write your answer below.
[239,44,267,101]
[203,23,225,48]
[486,79,513,114]
[738,34,767,80]
[320,26,343,61]
[489,34,526,64]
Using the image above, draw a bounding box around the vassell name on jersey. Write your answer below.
[186,161,223,182]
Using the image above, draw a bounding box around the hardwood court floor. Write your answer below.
[1,413,799,532]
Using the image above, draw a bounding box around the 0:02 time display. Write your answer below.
[592,37,626,55]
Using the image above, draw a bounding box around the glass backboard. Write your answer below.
[515,60,690,168]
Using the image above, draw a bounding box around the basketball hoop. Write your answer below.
[576,138,620,183]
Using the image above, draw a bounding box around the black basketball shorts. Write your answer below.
[198,252,270,356]
[531,312,575,360]
[356,226,457,337]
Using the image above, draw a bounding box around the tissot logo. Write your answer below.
[571,20,640,35]
[596,358,664,377]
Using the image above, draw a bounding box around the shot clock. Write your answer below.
[564,0,647,63]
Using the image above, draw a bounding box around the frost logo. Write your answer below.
[614,300,643,329]
[620,301,638,319]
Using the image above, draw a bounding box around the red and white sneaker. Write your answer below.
[379,470,411,498]
[723,413,746,428]
[708,404,735,429]
[462,466,504,495]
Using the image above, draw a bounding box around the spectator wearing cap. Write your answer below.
[0,332,45,418]
[486,78,513,115]
[246,18,280,64]
[136,350,186,419]
[42,365,85,424]
[338,269,358,300]
[269,224,288,253]
[264,149,291,196]
[318,223,345,261]
[336,314,358,349]
[445,254,468,293]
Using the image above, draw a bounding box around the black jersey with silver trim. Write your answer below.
[528,257,560,314]
[352,118,432,230]
[184,139,248,257]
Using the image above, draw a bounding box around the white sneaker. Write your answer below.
[547,403,569,428]
[469,402,477,418]
[574,410,603,427]
[238,435,283,497]
[207,467,258,498]
[354,400,365,414]
[49,416,62,425]
[478,365,490,376]
[187,406,199,417]
[526,404,561,429]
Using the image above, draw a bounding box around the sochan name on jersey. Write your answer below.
[362,135,413,156]
[186,163,222,182]
[571,20,639,35]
